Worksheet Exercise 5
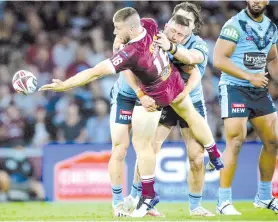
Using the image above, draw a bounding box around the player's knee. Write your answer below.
[263,134,278,153]
[227,132,245,154]
[111,142,129,161]
[153,141,162,154]
[188,151,204,171]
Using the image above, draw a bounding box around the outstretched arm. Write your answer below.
[39,60,115,92]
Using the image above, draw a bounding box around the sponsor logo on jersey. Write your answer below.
[221,25,240,42]
[195,43,209,54]
[232,103,246,113]
[120,110,132,115]
[243,52,266,70]
[119,109,132,121]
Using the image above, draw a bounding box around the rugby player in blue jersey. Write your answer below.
[213,0,278,215]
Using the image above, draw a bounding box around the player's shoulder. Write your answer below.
[193,34,207,46]
[189,34,208,54]
[141,18,158,27]
[264,15,277,31]
[141,17,158,34]
[119,44,138,57]
[219,11,243,43]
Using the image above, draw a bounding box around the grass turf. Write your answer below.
[0,201,277,221]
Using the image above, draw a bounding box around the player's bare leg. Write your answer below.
[217,117,247,215]
[124,160,141,213]
[181,128,214,216]
[250,113,278,213]
[130,106,161,217]
[170,93,223,170]
[109,118,131,217]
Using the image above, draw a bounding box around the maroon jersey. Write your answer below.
[109,18,184,107]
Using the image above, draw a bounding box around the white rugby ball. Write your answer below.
[12,70,37,95]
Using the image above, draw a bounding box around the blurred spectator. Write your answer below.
[57,102,87,143]
[25,31,51,65]
[86,98,110,143]
[65,45,90,79]
[0,149,45,201]
[0,85,12,110]
[0,104,25,148]
[31,107,49,148]
[52,30,77,69]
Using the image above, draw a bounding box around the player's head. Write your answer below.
[246,0,269,18]
[113,7,141,44]
[164,15,191,44]
[172,2,203,34]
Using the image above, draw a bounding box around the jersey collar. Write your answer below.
[244,9,264,23]
[128,28,147,44]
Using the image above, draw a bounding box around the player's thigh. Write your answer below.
[250,112,278,148]
[180,128,204,161]
[170,93,195,118]
[132,105,161,139]
[110,101,132,148]
[219,85,252,119]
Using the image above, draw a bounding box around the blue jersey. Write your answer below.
[169,34,208,103]
[110,72,137,104]
[219,9,278,87]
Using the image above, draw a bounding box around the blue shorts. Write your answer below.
[219,85,276,119]
[159,100,207,128]
[110,92,136,124]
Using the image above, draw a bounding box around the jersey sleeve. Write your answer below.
[219,19,241,44]
[192,39,209,64]
[108,45,136,74]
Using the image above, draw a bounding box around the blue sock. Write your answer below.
[218,187,232,206]
[130,183,140,198]
[188,192,202,210]
[258,181,272,200]
[137,182,142,197]
[112,185,123,206]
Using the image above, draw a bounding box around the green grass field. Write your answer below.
[0,201,277,221]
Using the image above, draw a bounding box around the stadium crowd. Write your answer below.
[1,1,278,149]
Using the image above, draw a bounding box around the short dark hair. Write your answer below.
[113,7,139,22]
[170,14,190,27]
[173,2,203,33]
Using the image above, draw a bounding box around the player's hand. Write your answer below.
[140,95,157,112]
[249,72,268,88]
[154,32,171,51]
[38,79,66,92]
[113,36,124,52]
[181,64,194,73]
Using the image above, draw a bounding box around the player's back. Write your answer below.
[219,9,277,87]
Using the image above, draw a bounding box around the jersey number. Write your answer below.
[153,49,169,74]
[112,55,123,66]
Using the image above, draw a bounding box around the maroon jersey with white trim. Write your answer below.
[109,18,184,107]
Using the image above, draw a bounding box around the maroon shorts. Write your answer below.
[142,69,185,107]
